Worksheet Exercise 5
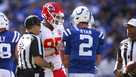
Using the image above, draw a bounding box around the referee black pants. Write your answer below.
[16,69,44,77]
[122,73,136,77]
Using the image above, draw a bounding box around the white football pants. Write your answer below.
[69,73,95,77]
[0,69,15,77]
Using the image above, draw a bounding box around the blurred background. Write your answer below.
[1,0,136,77]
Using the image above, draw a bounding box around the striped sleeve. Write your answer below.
[99,32,104,40]
[63,28,72,55]
[63,28,72,37]
[30,36,43,57]
[98,32,105,45]
[12,31,21,43]
[96,32,105,54]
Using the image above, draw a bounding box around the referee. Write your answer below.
[16,15,53,77]
[114,18,136,77]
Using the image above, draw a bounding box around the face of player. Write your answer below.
[32,24,41,35]
[45,13,64,31]
[127,25,136,40]
[78,22,89,28]
[53,14,64,26]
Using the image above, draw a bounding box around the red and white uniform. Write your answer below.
[39,23,66,77]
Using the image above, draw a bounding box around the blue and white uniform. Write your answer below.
[0,30,20,77]
[63,25,104,77]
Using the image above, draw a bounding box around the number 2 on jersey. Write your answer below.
[79,34,93,56]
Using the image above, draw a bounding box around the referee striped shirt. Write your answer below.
[114,38,136,73]
[17,32,44,70]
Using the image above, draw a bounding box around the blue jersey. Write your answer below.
[63,26,104,74]
[0,30,20,73]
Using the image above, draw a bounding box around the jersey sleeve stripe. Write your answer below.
[12,31,17,42]
[101,34,104,39]
[99,32,104,39]
[63,28,72,37]
[64,30,69,36]
[99,32,103,38]
[66,28,71,35]
[15,32,21,42]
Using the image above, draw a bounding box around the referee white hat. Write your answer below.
[127,18,136,27]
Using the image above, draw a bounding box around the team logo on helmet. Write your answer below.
[42,2,64,28]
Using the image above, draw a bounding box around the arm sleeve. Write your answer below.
[96,32,104,54]
[30,36,43,57]
[63,28,72,55]
[11,31,21,58]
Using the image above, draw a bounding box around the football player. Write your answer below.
[39,2,66,77]
[114,18,136,77]
[63,6,104,77]
[0,12,20,77]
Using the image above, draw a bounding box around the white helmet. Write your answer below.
[0,12,9,30]
[71,6,94,25]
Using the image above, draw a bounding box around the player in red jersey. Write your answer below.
[39,2,66,77]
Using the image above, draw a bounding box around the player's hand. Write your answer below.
[56,42,64,51]
[126,61,136,74]
[44,62,54,70]
[48,62,54,70]
[114,70,123,77]
[126,65,133,73]
[45,48,56,56]
[126,65,136,76]
[55,42,64,55]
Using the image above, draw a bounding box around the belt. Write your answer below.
[17,68,44,73]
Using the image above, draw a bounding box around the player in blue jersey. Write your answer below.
[63,6,104,77]
[0,12,21,77]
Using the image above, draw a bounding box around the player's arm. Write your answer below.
[62,28,72,67]
[126,61,136,75]
[63,53,69,76]
[60,40,69,76]
[62,54,69,68]
[34,56,53,70]
[15,44,19,61]
[96,32,104,65]
[61,41,70,76]
[96,54,101,65]
[96,44,102,65]
[58,42,68,66]
[60,41,69,68]
[14,31,21,62]
[114,49,123,77]
[31,37,53,69]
